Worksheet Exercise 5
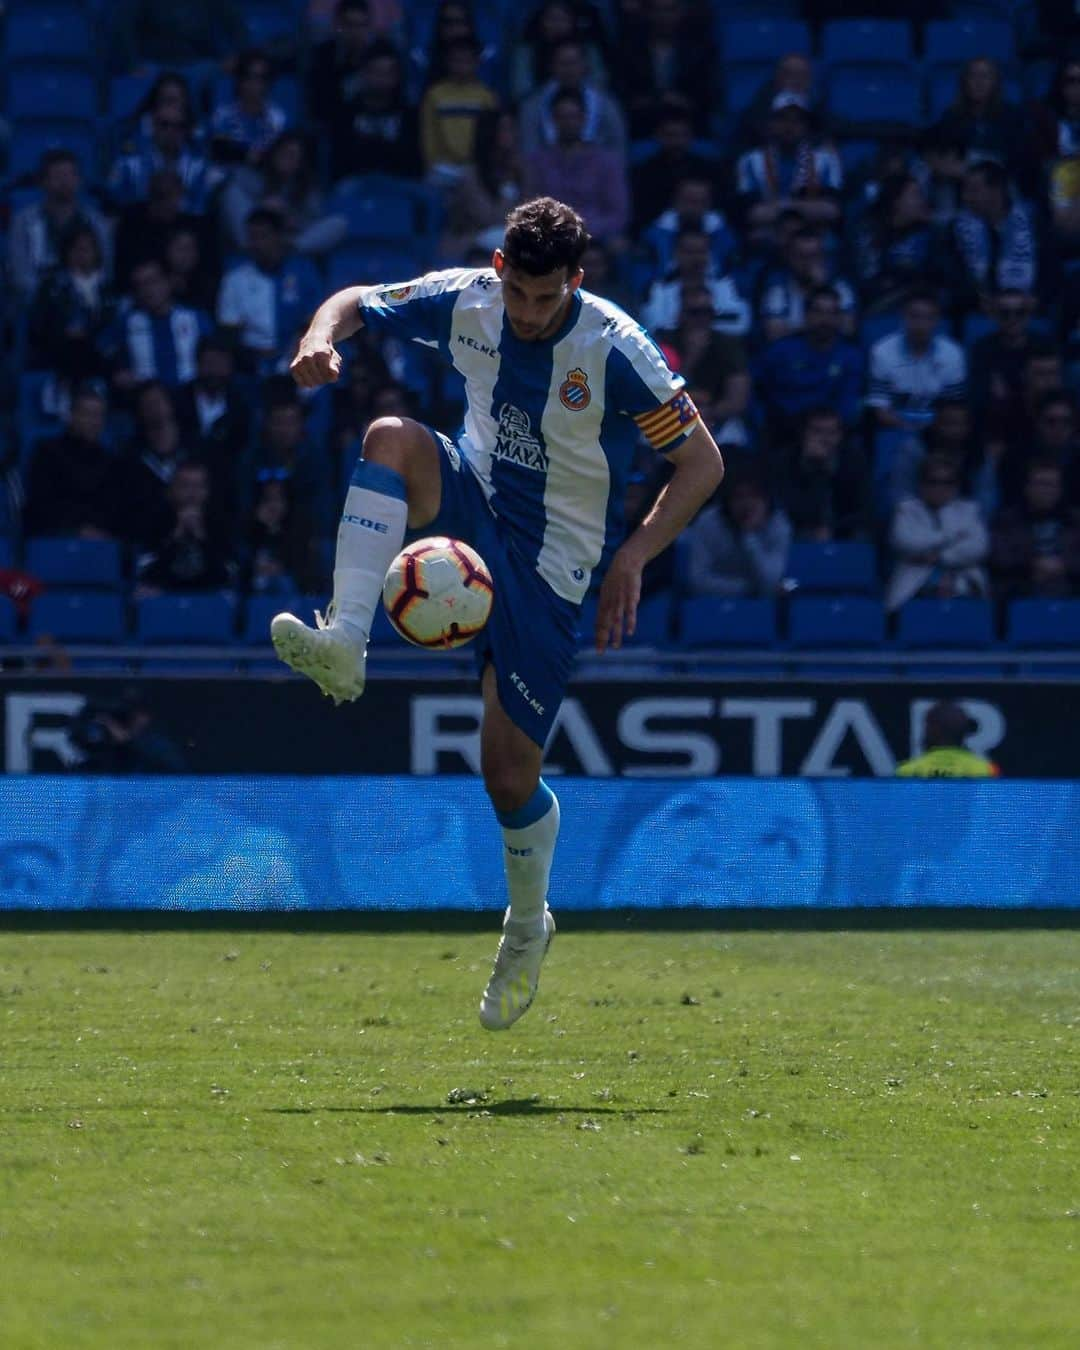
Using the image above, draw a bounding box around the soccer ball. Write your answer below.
[382,537,494,648]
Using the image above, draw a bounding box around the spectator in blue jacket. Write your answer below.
[754,285,865,440]
[217,208,322,373]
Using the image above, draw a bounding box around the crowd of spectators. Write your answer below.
[6,0,1080,638]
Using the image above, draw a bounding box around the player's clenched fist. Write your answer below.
[290,337,342,389]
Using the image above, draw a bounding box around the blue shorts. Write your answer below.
[410,426,580,748]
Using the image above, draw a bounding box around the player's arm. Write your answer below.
[290,286,368,389]
[595,422,725,652]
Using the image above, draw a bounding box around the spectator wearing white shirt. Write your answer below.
[867,287,966,432]
[217,208,322,373]
[758,226,856,342]
[886,453,990,610]
[641,227,751,337]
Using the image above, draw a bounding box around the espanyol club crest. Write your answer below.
[381,284,415,305]
[559,368,591,411]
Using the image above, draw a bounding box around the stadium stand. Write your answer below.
[0,0,1079,679]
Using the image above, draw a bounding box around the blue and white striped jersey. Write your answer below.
[356,268,700,603]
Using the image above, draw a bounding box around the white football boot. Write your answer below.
[478,907,556,1030]
[270,605,366,705]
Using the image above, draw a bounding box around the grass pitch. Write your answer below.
[1,922,1077,1350]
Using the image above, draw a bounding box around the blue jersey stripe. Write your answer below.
[486,311,556,571]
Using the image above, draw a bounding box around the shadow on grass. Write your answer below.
[267,1099,667,1117]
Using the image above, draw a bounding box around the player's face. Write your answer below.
[494,254,582,342]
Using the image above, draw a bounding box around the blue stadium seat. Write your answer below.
[331,189,417,243]
[8,121,96,183]
[896,599,995,649]
[859,313,903,350]
[924,19,1015,67]
[368,603,411,648]
[0,538,14,569]
[328,244,425,292]
[678,596,777,648]
[136,593,237,644]
[723,64,773,115]
[962,312,997,349]
[8,66,97,123]
[0,596,17,642]
[29,592,127,643]
[787,541,879,595]
[1006,599,1080,649]
[240,0,302,47]
[17,374,64,470]
[626,591,674,647]
[24,538,123,589]
[577,594,600,650]
[4,3,94,63]
[721,19,811,64]
[108,72,158,124]
[576,592,674,651]
[242,592,298,644]
[821,20,913,67]
[789,595,886,648]
[827,70,921,128]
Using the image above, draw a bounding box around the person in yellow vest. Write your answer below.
[896,700,1001,777]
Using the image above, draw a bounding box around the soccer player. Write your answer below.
[274,197,724,1028]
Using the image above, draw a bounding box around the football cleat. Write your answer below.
[270,607,366,705]
[479,908,556,1031]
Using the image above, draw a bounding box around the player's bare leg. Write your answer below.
[271,417,441,702]
[478,666,559,1030]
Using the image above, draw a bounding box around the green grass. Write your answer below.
[1,924,1078,1349]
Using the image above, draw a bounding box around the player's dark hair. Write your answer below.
[502,197,589,277]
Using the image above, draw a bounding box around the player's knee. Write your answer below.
[362,416,423,473]
[483,762,537,817]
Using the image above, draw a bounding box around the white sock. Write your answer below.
[331,459,408,647]
[497,782,560,930]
